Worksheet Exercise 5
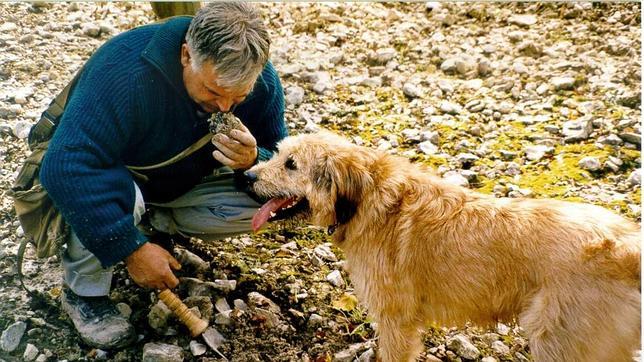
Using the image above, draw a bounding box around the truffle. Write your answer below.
[208,112,244,137]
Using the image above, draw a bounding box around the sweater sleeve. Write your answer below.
[40,63,147,268]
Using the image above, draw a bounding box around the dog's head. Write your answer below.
[247,131,376,232]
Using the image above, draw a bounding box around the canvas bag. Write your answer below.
[8,70,79,259]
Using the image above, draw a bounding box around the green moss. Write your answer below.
[633,188,641,205]
[558,143,611,159]
[475,178,496,194]
[418,155,449,168]
[476,143,615,200]
[608,106,625,121]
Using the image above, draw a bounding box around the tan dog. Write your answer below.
[246,131,641,362]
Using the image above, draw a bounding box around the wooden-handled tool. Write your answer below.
[158,289,209,337]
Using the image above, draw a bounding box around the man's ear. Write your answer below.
[180,43,190,67]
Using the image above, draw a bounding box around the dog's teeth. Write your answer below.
[270,211,276,218]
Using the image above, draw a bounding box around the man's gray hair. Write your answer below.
[186,2,270,89]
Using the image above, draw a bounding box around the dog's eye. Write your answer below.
[285,157,297,170]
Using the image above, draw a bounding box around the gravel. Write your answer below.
[0,2,640,361]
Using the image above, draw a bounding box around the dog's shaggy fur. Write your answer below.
[247,131,641,362]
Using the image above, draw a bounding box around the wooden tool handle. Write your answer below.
[158,289,209,337]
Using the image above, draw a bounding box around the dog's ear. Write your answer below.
[312,162,333,192]
[334,195,357,225]
[313,150,373,224]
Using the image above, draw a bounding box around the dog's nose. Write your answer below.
[244,170,258,183]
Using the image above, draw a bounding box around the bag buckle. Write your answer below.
[27,113,57,149]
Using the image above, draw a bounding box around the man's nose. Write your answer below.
[244,170,258,183]
[215,98,234,113]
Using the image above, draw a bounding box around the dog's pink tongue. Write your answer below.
[252,197,294,232]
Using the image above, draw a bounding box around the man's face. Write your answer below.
[181,44,253,113]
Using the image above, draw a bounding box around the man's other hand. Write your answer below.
[211,124,258,170]
[125,242,181,290]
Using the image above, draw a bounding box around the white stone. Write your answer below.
[402,83,422,98]
[496,323,511,335]
[312,80,331,94]
[513,62,528,74]
[418,141,438,155]
[370,48,397,65]
[401,128,420,142]
[440,101,462,115]
[0,321,27,352]
[23,344,39,361]
[334,343,366,362]
[189,341,207,356]
[233,299,248,311]
[508,14,537,27]
[202,327,226,351]
[314,244,337,262]
[536,83,549,95]
[524,145,554,161]
[551,77,576,90]
[357,348,375,362]
[438,79,455,94]
[446,334,480,360]
[215,311,233,325]
[627,169,641,186]
[285,86,305,106]
[463,79,483,90]
[81,22,101,37]
[215,298,232,313]
[213,279,236,292]
[326,270,345,287]
[420,130,440,144]
[491,340,510,355]
[0,22,17,32]
[578,156,601,171]
[442,171,469,188]
[142,342,183,362]
[425,2,441,11]
[116,303,132,318]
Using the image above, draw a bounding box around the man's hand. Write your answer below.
[211,124,258,170]
[125,242,181,290]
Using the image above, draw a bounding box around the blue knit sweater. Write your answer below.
[40,17,287,267]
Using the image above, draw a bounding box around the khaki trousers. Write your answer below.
[63,169,260,296]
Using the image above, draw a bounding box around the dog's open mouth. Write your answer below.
[252,196,309,232]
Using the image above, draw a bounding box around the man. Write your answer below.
[39,3,286,349]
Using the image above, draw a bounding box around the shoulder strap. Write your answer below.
[16,236,61,310]
[27,68,84,148]
[125,133,212,177]
[16,237,33,296]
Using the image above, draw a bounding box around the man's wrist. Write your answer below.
[125,240,148,264]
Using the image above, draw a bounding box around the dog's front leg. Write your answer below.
[376,318,423,362]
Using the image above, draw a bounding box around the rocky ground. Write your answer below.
[0,2,641,362]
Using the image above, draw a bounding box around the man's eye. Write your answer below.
[285,157,297,170]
